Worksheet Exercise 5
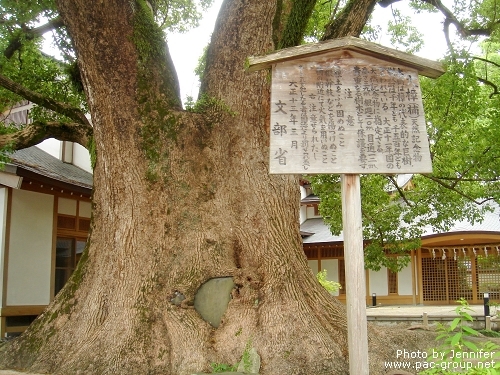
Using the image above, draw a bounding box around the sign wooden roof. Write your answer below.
[248,36,445,78]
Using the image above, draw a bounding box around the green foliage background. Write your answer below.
[303,0,500,272]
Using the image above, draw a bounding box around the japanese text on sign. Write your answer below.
[269,54,432,174]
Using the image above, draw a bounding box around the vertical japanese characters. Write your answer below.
[269,56,431,174]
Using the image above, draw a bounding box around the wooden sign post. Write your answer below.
[341,173,368,374]
[248,36,444,374]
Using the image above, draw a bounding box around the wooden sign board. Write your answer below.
[269,50,433,174]
[250,37,444,375]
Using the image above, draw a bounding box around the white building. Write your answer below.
[0,101,92,336]
[299,179,500,306]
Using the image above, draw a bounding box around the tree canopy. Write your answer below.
[306,0,500,271]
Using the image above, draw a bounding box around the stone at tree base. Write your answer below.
[193,277,235,328]
[236,347,261,373]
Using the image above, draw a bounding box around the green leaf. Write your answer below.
[450,332,462,347]
[461,325,479,336]
[449,317,461,331]
[435,333,449,341]
[461,340,478,351]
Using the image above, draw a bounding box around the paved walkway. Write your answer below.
[367,303,487,317]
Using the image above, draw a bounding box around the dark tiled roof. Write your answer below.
[301,194,319,204]
[9,146,92,189]
[301,218,344,244]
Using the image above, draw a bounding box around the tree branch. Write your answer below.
[321,0,378,40]
[0,73,90,127]
[422,174,489,204]
[431,175,500,182]
[387,175,413,207]
[477,77,500,98]
[377,0,401,8]
[0,120,92,150]
[277,0,317,49]
[422,0,497,38]
[473,56,500,69]
[3,17,65,59]
[0,73,93,150]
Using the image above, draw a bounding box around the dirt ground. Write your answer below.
[0,305,495,375]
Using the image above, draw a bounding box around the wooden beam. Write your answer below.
[248,36,445,78]
[0,305,46,316]
[5,325,29,333]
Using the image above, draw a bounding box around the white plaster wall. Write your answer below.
[398,263,413,295]
[322,259,340,296]
[300,185,307,199]
[36,139,61,159]
[7,189,53,305]
[306,206,321,219]
[299,185,308,223]
[58,197,77,216]
[308,260,318,275]
[73,143,92,173]
[299,206,307,224]
[0,188,8,307]
[369,268,389,296]
[79,201,92,218]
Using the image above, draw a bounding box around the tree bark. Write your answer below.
[321,0,378,40]
[0,0,433,374]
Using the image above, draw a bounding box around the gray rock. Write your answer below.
[237,347,261,374]
[170,291,185,305]
[194,277,234,328]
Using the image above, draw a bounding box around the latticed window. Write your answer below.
[57,215,76,230]
[422,258,447,302]
[388,269,398,294]
[421,248,500,304]
[477,255,500,299]
[55,238,86,294]
[55,200,90,296]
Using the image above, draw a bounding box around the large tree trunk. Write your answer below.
[0,1,430,374]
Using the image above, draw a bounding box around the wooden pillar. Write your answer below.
[366,268,370,306]
[341,174,369,374]
[471,248,478,303]
[417,249,424,305]
[411,249,417,305]
[444,255,450,304]
[318,245,322,273]
[0,315,5,338]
